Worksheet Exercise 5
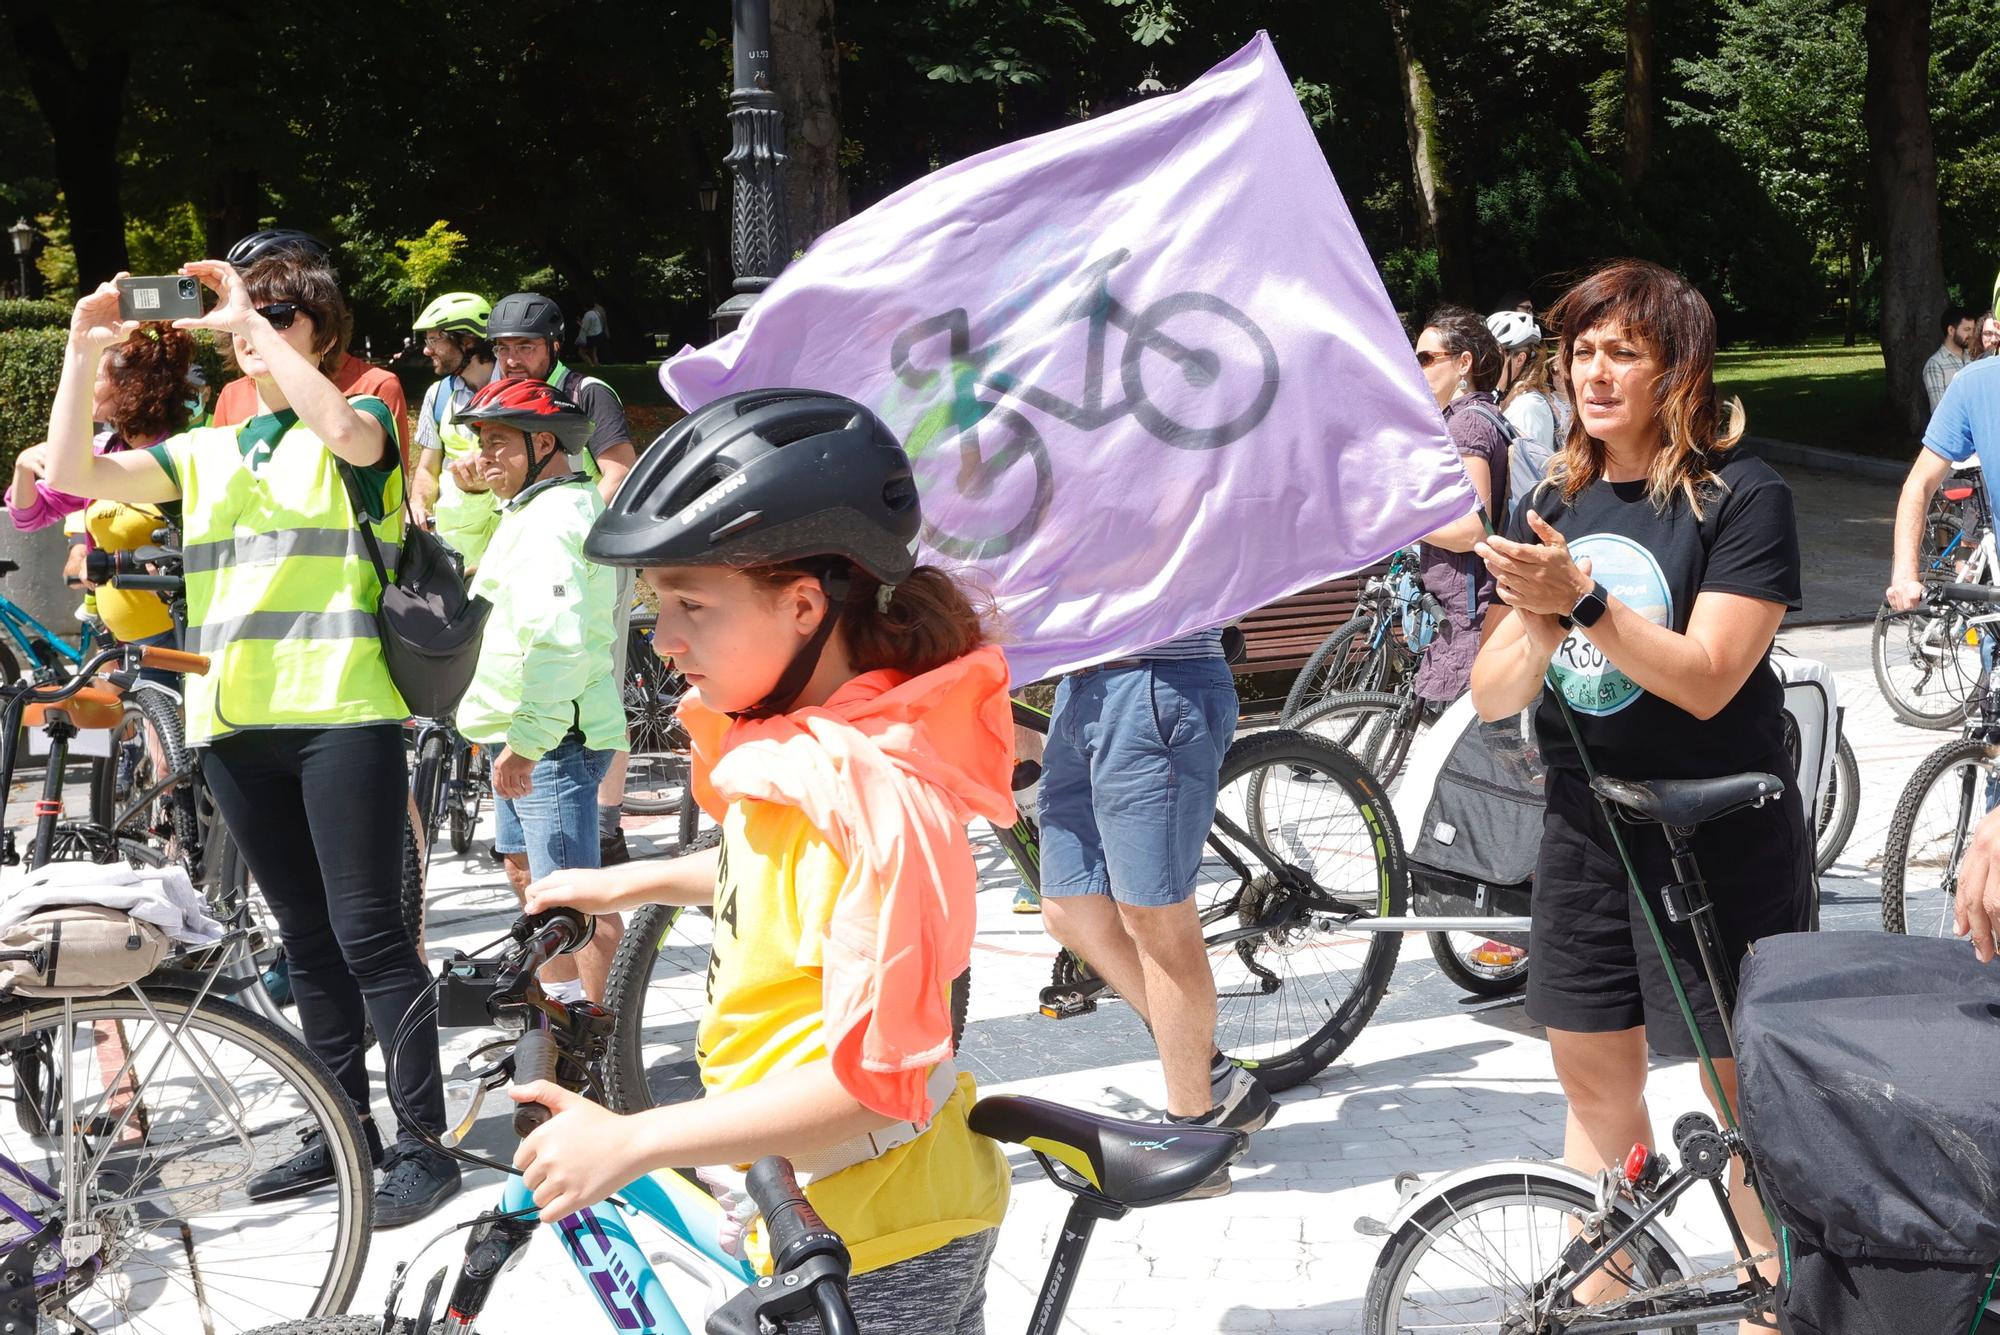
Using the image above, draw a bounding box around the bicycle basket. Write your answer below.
[1737,932,2000,1335]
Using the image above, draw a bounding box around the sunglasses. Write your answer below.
[254,302,308,331]
[1414,350,1457,368]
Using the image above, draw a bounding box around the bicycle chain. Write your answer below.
[1568,1248,1776,1320]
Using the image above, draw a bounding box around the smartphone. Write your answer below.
[115,275,204,323]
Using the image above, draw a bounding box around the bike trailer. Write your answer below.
[1736,931,2000,1335]
[1391,694,1541,942]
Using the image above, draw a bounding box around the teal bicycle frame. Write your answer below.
[0,594,89,674]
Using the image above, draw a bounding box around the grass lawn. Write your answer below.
[1714,337,1907,457]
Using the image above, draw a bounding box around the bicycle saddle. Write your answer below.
[1591,772,1784,829]
[969,1095,1245,1208]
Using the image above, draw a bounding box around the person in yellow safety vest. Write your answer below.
[488,291,643,868]
[408,291,501,567]
[41,249,462,1230]
[451,376,627,1001]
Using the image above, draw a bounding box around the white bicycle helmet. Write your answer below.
[1486,310,1543,351]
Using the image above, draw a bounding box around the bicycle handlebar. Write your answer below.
[137,645,208,675]
[511,1028,560,1137]
[1935,582,2000,606]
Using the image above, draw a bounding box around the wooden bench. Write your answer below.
[1228,569,1380,676]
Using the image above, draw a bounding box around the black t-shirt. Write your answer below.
[554,366,633,460]
[1504,452,1802,781]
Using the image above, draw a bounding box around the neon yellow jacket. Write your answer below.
[455,476,627,760]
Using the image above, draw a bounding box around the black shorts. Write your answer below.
[1527,765,1815,1059]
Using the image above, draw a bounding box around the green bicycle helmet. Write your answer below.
[414,291,491,338]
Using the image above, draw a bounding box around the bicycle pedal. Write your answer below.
[1037,986,1096,1020]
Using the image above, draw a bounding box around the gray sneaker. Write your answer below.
[1208,1065,1275,1134]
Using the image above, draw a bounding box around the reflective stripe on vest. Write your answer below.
[182,527,400,575]
[173,423,407,743]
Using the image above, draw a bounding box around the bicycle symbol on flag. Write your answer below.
[887,247,1280,559]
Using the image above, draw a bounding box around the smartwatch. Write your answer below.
[1558,580,1609,631]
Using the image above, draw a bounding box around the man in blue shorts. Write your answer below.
[1034,629,1273,1195]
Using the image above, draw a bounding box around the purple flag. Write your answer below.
[663,32,1475,685]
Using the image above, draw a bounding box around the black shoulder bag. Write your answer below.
[336,461,492,719]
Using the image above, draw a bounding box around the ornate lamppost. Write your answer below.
[713,0,788,335]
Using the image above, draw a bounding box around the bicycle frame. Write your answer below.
[0,595,88,674]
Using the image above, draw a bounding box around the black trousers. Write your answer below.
[202,723,444,1144]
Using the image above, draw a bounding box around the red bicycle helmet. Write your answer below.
[455,377,595,451]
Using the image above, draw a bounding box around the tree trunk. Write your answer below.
[1844,230,1863,348]
[1386,0,1457,290]
[772,0,847,256]
[204,168,261,260]
[1621,0,1655,189]
[1863,0,1945,438]
[6,13,131,291]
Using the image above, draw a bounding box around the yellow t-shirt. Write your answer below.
[698,798,1008,1277]
[83,500,174,641]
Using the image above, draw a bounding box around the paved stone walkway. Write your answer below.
[333,614,1946,1335]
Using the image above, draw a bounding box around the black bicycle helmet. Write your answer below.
[585,388,920,584]
[488,292,566,342]
[589,389,921,719]
[226,228,332,269]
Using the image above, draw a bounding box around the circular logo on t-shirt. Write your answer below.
[1549,533,1672,716]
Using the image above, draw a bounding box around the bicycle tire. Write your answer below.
[245,1322,412,1335]
[1050,729,1406,1092]
[0,986,374,1328]
[1426,931,1530,997]
[1363,1174,1697,1335]
[1282,690,1429,793]
[601,830,974,1114]
[1121,289,1281,450]
[1281,615,1389,722]
[1880,736,1995,936]
[917,405,1055,561]
[411,730,450,872]
[1871,603,1979,730]
[1814,733,1860,876]
[113,684,200,861]
[401,799,427,950]
[449,741,478,855]
[623,629,690,817]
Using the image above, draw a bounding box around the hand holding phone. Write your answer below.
[115,276,206,323]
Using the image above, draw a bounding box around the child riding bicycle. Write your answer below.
[515,389,1014,1333]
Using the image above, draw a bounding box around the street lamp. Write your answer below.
[697,180,720,215]
[713,0,789,336]
[8,219,34,299]
[697,180,721,314]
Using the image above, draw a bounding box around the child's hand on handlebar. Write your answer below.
[511,1084,637,1221]
[524,868,625,917]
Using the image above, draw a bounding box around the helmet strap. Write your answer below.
[731,568,850,721]
[521,431,565,488]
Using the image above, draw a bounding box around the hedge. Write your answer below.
[0,300,68,333]
[0,328,232,473]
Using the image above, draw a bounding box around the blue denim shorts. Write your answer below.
[1038,657,1238,908]
[493,735,615,882]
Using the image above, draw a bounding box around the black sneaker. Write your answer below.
[599,828,631,867]
[247,1124,383,1202]
[374,1143,462,1229]
[1207,1065,1275,1135]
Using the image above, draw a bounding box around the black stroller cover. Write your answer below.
[1737,931,2000,1334]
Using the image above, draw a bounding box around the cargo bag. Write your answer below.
[1736,931,2000,1335]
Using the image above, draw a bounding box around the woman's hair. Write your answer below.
[1422,305,1504,393]
[102,323,195,442]
[1499,338,1556,411]
[747,562,993,677]
[241,250,350,374]
[1544,258,1744,518]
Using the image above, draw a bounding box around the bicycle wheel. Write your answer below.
[448,742,480,856]
[0,986,373,1332]
[1871,602,1980,729]
[1281,615,1393,721]
[1284,690,1432,793]
[1814,733,1860,876]
[409,730,450,873]
[1880,737,1997,936]
[914,406,1055,561]
[92,685,198,864]
[1056,729,1406,1091]
[1427,932,1530,997]
[623,631,690,818]
[1364,1174,1697,1335]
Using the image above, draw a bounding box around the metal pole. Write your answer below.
[713,0,789,336]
